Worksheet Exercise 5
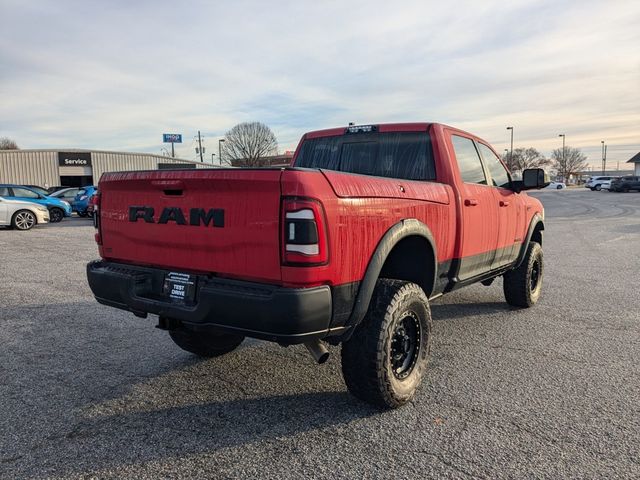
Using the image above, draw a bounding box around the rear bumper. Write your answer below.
[87,260,337,344]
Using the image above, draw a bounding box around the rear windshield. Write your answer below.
[295,132,436,181]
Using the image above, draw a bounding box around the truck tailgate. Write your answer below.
[98,169,283,283]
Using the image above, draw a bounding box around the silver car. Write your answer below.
[0,196,50,230]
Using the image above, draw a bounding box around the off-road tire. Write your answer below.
[341,279,432,409]
[503,241,543,307]
[50,208,64,223]
[12,210,37,230]
[169,328,244,358]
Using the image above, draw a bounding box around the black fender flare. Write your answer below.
[514,214,544,268]
[344,219,437,336]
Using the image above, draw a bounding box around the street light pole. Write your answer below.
[558,134,566,181]
[218,139,225,166]
[506,126,514,169]
[601,140,605,175]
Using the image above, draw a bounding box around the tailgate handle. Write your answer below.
[464,198,478,207]
[151,180,185,195]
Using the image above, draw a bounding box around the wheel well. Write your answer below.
[378,235,435,297]
[531,222,544,246]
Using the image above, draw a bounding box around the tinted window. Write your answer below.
[452,135,486,184]
[295,132,435,181]
[12,187,40,198]
[477,143,511,188]
[0,187,10,196]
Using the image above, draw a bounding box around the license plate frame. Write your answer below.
[163,272,197,303]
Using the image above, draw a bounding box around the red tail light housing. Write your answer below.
[281,197,329,266]
[93,192,102,245]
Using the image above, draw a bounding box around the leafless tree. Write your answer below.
[0,137,19,150]
[502,147,551,176]
[221,122,278,167]
[551,146,587,181]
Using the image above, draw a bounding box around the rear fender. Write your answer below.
[343,219,437,338]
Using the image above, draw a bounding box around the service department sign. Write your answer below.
[58,152,92,167]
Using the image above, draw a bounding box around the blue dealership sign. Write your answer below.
[163,133,182,143]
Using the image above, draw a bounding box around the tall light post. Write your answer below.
[601,140,605,175]
[558,134,566,181]
[506,126,514,168]
[218,139,225,166]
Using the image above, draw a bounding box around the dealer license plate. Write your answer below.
[163,272,197,302]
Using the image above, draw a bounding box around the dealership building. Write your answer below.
[0,149,207,188]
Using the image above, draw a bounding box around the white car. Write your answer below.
[585,176,613,191]
[598,178,617,191]
[0,196,50,230]
[545,181,566,190]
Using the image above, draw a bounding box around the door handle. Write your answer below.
[499,200,510,207]
[464,198,478,206]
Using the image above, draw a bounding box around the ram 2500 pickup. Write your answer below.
[87,123,547,408]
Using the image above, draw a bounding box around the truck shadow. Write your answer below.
[1,301,380,477]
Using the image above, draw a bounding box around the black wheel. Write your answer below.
[12,210,36,230]
[503,241,543,308]
[78,211,88,217]
[341,279,432,409]
[556,184,562,190]
[594,184,601,191]
[589,187,595,191]
[49,208,64,223]
[169,327,244,358]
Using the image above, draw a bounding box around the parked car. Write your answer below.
[585,176,613,191]
[86,191,99,217]
[545,181,566,190]
[599,178,617,191]
[50,187,83,206]
[0,185,72,222]
[73,186,97,217]
[610,176,640,192]
[0,196,50,230]
[87,122,548,409]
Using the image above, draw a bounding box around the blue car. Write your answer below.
[73,186,97,217]
[0,184,72,223]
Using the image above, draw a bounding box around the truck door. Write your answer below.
[450,135,500,281]
[476,142,521,269]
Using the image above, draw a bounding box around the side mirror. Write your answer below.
[521,168,550,190]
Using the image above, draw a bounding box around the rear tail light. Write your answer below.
[93,192,102,245]
[281,197,328,266]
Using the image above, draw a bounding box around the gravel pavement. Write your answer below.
[1,189,639,479]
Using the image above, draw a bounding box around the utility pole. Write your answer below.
[604,145,607,174]
[197,131,204,163]
[219,139,225,166]
[559,134,566,181]
[506,126,514,169]
[601,141,605,175]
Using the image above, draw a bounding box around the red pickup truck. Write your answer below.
[87,123,547,408]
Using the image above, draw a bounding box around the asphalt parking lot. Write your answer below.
[1,189,639,479]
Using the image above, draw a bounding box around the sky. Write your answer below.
[1,0,638,169]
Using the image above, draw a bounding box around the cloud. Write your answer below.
[0,0,638,165]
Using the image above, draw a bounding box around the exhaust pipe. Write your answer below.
[304,340,330,364]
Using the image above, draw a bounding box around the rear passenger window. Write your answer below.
[477,143,511,188]
[0,187,10,196]
[452,135,486,184]
[295,132,436,181]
